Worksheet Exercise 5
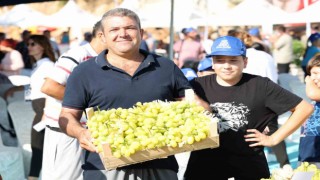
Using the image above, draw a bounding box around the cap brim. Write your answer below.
[206,51,243,58]
[199,67,214,72]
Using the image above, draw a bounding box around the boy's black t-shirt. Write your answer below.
[185,73,302,179]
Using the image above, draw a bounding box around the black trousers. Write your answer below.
[277,63,290,74]
[29,98,45,177]
[267,116,290,167]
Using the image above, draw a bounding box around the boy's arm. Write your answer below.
[245,99,313,147]
[268,100,313,145]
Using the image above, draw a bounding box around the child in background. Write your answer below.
[197,57,215,77]
[298,54,320,168]
[181,68,197,81]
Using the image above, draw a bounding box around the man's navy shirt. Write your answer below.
[63,49,191,172]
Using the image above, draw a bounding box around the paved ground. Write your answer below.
[1,127,18,147]
[265,137,300,171]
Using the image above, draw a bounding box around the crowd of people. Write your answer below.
[0,7,319,180]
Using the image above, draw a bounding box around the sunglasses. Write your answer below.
[27,42,36,47]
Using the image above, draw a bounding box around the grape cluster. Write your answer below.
[261,162,320,180]
[295,162,320,180]
[87,100,213,158]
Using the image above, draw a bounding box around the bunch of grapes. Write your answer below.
[294,162,320,180]
[87,100,214,158]
[261,164,294,180]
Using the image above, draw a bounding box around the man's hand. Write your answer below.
[193,94,211,112]
[77,129,97,152]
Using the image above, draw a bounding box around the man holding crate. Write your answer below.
[59,8,209,180]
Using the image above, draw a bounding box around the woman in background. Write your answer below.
[27,35,56,180]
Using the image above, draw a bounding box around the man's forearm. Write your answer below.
[41,78,65,100]
[59,109,85,139]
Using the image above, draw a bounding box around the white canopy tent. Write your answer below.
[120,0,205,30]
[43,0,100,28]
[119,0,206,60]
[269,0,320,38]
[207,0,288,34]
[40,0,101,42]
[274,0,320,24]
[0,4,48,27]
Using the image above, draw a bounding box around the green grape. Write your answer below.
[187,136,195,144]
[194,135,201,142]
[169,140,178,148]
[113,150,121,158]
[91,131,99,139]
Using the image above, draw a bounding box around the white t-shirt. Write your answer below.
[45,43,97,127]
[243,48,278,83]
[30,57,54,100]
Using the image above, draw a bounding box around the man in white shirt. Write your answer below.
[40,21,107,180]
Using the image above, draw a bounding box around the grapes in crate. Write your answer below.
[87,100,215,158]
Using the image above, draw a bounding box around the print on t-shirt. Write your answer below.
[211,102,250,133]
[301,102,320,136]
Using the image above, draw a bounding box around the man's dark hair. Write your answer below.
[101,8,141,30]
[181,28,187,35]
[92,20,102,38]
[227,29,239,36]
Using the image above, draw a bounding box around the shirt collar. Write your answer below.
[95,49,156,69]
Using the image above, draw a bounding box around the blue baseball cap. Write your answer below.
[198,57,213,72]
[181,68,197,81]
[248,28,260,36]
[206,36,246,57]
[182,27,196,35]
[309,33,320,43]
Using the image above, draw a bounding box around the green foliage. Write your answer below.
[292,39,305,66]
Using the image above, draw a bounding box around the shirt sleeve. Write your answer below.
[62,65,88,110]
[47,55,79,85]
[264,77,302,115]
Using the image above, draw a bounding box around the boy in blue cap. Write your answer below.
[197,57,215,77]
[181,68,197,81]
[184,36,313,180]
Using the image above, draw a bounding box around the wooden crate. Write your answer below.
[86,107,219,170]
